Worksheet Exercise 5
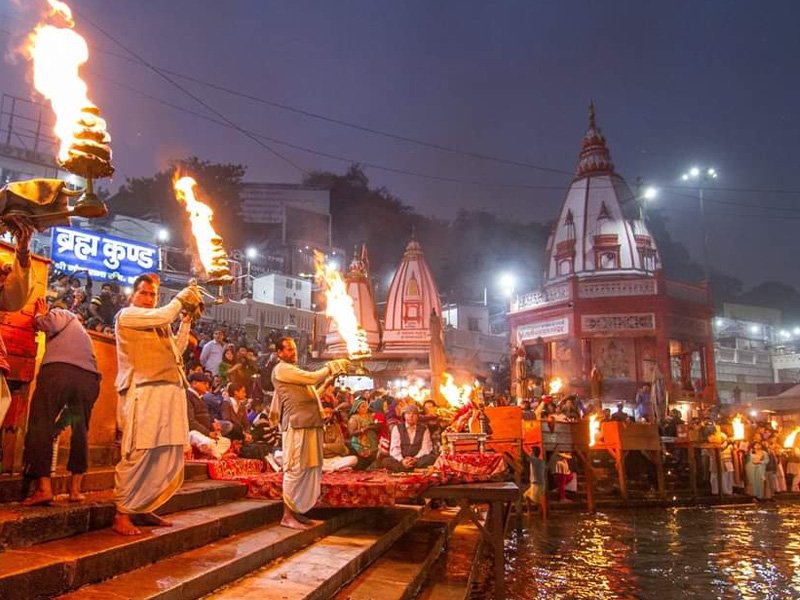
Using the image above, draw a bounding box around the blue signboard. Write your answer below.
[50,226,159,285]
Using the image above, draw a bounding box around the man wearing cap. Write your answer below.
[187,372,231,459]
[381,404,436,472]
[112,273,203,536]
[269,336,349,530]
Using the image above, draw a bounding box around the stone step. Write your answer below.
[209,506,423,600]
[0,497,282,599]
[56,507,364,600]
[0,461,208,504]
[0,479,247,549]
[331,516,449,600]
[417,511,485,600]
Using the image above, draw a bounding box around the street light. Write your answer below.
[244,247,258,294]
[499,273,516,298]
[680,165,718,282]
[156,228,170,243]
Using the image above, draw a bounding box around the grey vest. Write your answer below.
[272,368,323,430]
[398,422,426,457]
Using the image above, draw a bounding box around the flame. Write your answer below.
[173,176,229,280]
[439,372,473,408]
[314,250,370,359]
[732,414,745,441]
[589,413,601,447]
[549,377,563,394]
[784,427,800,449]
[26,0,107,163]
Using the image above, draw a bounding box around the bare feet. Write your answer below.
[280,508,315,530]
[21,491,53,507]
[113,513,142,536]
[137,512,173,527]
[68,493,87,503]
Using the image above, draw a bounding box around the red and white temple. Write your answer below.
[382,234,442,357]
[508,104,716,411]
[322,235,443,381]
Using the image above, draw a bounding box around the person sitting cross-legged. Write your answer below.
[322,405,357,473]
[380,404,437,472]
[187,373,231,459]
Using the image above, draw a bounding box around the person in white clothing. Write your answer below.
[269,337,349,530]
[199,329,225,375]
[112,274,203,536]
[381,404,436,472]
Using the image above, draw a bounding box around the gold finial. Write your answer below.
[589,100,596,128]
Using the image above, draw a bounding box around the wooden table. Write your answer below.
[422,481,519,600]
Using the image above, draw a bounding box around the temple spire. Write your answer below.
[576,101,615,177]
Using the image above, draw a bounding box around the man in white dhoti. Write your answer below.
[269,337,348,530]
[112,273,203,536]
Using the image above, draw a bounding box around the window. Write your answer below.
[295,281,302,290]
[468,317,481,332]
[285,279,292,289]
[295,299,302,309]
[285,296,293,307]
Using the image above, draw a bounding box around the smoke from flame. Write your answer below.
[314,250,370,359]
[173,175,229,280]
[26,0,104,162]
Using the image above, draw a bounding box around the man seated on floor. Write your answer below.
[187,372,231,459]
[380,404,437,472]
[322,404,358,472]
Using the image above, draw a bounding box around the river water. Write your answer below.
[494,504,800,600]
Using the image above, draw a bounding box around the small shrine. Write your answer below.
[508,104,716,414]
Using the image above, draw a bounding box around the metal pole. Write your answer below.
[699,186,710,282]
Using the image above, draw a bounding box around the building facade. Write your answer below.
[508,105,716,410]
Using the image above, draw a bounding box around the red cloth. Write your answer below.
[241,470,441,507]
[206,458,267,479]
[433,452,507,483]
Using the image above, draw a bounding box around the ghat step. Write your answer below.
[0,479,246,550]
[0,498,282,599]
[332,513,451,600]
[209,506,423,600]
[56,507,365,600]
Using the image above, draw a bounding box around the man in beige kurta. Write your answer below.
[112,273,202,536]
[269,337,348,529]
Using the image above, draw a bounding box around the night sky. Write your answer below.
[2,1,799,290]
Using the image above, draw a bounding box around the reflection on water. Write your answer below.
[498,505,800,600]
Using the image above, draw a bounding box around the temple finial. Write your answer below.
[589,100,596,129]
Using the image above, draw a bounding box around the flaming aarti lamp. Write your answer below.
[59,106,113,218]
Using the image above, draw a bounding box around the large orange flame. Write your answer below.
[313,250,370,359]
[439,372,473,408]
[784,427,800,449]
[732,415,745,441]
[173,176,229,281]
[26,0,107,163]
[589,413,601,447]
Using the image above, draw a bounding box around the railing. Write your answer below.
[664,280,708,304]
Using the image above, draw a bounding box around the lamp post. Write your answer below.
[681,166,717,282]
[245,247,258,294]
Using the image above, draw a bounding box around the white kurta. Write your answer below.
[272,361,330,514]
[114,301,190,514]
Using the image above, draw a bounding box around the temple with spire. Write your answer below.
[321,234,443,379]
[508,104,716,410]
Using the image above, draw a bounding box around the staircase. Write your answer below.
[0,464,488,600]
